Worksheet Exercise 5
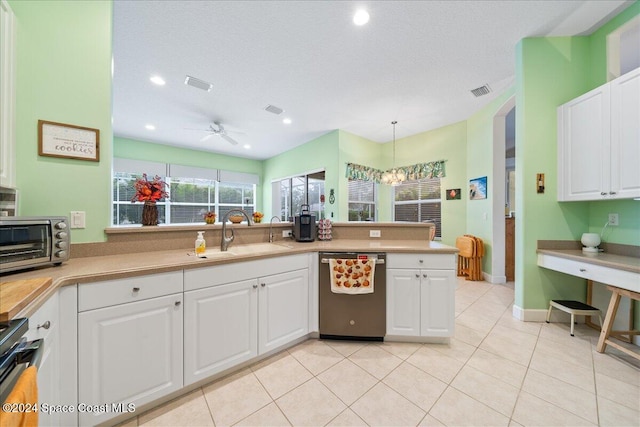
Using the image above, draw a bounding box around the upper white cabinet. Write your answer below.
[558,67,640,201]
[0,0,16,188]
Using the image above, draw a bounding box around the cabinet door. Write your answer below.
[184,279,258,385]
[420,270,455,337]
[610,67,640,199]
[386,269,421,336]
[258,269,308,354]
[78,294,183,426]
[557,85,610,201]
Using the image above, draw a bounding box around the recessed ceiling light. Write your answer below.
[145,124,156,130]
[243,144,251,150]
[283,118,292,125]
[149,75,165,86]
[353,9,369,26]
[184,75,213,92]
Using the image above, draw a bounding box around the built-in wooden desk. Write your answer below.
[537,244,640,361]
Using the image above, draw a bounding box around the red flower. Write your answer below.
[131,173,168,202]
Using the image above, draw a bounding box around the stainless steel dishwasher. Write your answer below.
[318,252,386,341]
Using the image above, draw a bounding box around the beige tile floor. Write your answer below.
[119,279,640,426]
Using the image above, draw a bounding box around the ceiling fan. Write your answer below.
[188,122,240,145]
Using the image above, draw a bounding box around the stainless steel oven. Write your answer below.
[0,318,44,404]
[319,252,386,341]
[0,216,70,274]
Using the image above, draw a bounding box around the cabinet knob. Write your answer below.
[423,274,428,278]
[132,287,140,293]
[174,301,181,307]
[253,284,258,289]
[419,259,424,263]
[261,283,266,287]
[37,320,51,330]
[415,274,420,278]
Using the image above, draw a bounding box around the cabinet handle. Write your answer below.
[261,283,266,287]
[609,191,616,195]
[579,268,587,272]
[174,301,181,307]
[132,287,140,293]
[37,320,51,330]
[253,284,258,289]
[600,192,607,196]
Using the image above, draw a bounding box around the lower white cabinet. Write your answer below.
[386,254,456,339]
[184,268,308,385]
[77,273,184,426]
[25,291,60,427]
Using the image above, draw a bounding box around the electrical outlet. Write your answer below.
[70,211,86,229]
[369,230,381,238]
[282,230,292,238]
[608,213,619,226]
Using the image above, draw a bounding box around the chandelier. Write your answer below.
[381,121,406,186]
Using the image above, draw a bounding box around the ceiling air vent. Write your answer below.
[184,75,213,92]
[470,84,492,97]
[264,104,284,115]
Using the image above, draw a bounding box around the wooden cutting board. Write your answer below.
[0,277,53,322]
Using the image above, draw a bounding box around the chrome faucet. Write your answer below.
[269,215,281,243]
[221,209,252,251]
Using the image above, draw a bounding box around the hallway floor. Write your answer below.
[119,279,640,426]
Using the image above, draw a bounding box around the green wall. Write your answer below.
[114,137,264,210]
[391,121,468,247]
[465,88,515,273]
[11,0,113,243]
[262,131,340,219]
[516,2,640,312]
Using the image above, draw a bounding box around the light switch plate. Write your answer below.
[283,230,292,238]
[608,213,619,226]
[70,211,86,229]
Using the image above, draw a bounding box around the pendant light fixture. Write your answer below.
[381,121,406,186]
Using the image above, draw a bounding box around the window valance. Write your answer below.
[346,160,445,183]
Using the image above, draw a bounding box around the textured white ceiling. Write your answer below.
[112,0,632,160]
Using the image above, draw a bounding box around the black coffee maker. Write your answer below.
[293,204,316,242]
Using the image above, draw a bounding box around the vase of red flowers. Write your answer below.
[131,174,168,226]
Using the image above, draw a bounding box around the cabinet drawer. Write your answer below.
[25,291,59,341]
[78,271,183,312]
[386,253,456,270]
[185,254,308,291]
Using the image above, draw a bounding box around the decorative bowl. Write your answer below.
[581,233,601,253]
[229,215,243,224]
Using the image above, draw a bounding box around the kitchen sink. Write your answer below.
[227,242,294,256]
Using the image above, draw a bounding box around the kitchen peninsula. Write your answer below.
[1,222,458,426]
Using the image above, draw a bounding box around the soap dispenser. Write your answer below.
[195,231,206,257]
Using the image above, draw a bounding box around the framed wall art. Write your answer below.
[38,120,100,162]
[469,176,487,200]
[446,188,461,200]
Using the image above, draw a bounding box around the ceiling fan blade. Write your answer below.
[221,134,239,145]
[200,133,214,142]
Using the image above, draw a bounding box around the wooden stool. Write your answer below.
[546,300,602,336]
[596,287,640,361]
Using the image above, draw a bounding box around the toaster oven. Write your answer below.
[0,217,70,274]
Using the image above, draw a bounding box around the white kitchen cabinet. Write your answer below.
[184,256,309,385]
[25,292,60,427]
[258,269,309,354]
[0,0,16,188]
[386,254,456,339]
[184,279,258,385]
[558,67,640,201]
[78,273,183,426]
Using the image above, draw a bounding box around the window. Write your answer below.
[273,171,325,220]
[348,179,376,221]
[112,159,257,226]
[393,178,441,237]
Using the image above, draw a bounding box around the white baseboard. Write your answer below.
[512,305,594,323]
[483,272,506,284]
